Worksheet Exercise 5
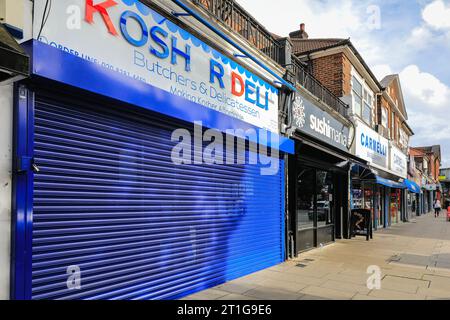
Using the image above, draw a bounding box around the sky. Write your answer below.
[237,0,450,167]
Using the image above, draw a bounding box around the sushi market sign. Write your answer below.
[291,93,350,152]
[33,0,279,133]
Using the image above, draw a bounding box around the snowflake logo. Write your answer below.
[292,95,306,128]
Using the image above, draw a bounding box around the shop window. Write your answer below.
[297,168,315,231]
[296,166,335,251]
[352,188,363,209]
[390,190,401,224]
[316,170,334,227]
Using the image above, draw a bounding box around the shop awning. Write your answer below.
[0,23,29,84]
[375,176,405,189]
[403,179,421,194]
[351,163,376,180]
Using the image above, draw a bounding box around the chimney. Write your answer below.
[300,23,308,39]
[289,22,308,39]
[289,22,309,39]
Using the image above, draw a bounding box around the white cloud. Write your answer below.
[400,65,449,161]
[236,0,367,38]
[236,0,449,162]
[400,65,450,107]
[372,64,393,81]
[406,25,435,49]
[422,0,450,30]
[236,0,383,65]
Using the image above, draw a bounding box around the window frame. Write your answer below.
[381,106,388,128]
[351,71,374,126]
[352,76,363,117]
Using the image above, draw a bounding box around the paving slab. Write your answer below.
[380,275,429,294]
[368,289,427,300]
[243,287,303,300]
[299,286,356,300]
[184,213,450,300]
[214,282,259,295]
[417,287,450,299]
[320,279,371,295]
[217,294,259,300]
[258,278,308,293]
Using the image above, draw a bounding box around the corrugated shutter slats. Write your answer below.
[32,97,284,300]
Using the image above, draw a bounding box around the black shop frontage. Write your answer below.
[286,90,365,255]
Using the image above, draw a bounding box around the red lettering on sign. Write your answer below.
[231,72,245,97]
[85,0,118,35]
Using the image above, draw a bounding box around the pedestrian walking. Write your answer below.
[433,199,442,218]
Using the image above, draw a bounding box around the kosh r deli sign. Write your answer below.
[291,93,350,151]
[33,0,279,133]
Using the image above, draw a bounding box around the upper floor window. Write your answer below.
[362,89,372,124]
[352,76,363,117]
[381,107,388,128]
[390,111,395,138]
[352,75,373,125]
[400,128,408,147]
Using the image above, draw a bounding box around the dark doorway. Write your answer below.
[296,166,335,252]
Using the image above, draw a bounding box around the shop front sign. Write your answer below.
[291,93,350,152]
[33,0,279,132]
[353,119,388,169]
[390,144,407,179]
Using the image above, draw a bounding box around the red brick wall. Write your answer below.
[342,54,352,96]
[309,53,351,97]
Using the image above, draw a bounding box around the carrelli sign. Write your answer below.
[353,119,389,169]
[291,93,350,152]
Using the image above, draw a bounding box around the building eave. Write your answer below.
[294,39,383,93]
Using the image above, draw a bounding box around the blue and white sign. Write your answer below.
[32,0,279,133]
[354,119,388,169]
[292,93,350,151]
[390,144,407,179]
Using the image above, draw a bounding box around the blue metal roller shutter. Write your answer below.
[31,95,285,300]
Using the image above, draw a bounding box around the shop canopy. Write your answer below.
[403,179,421,194]
[351,164,405,189]
[375,176,405,189]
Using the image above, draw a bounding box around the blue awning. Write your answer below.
[404,179,421,194]
[375,176,405,189]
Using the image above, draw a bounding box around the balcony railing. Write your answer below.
[290,56,349,118]
[191,0,281,63]
[188,0,349,119]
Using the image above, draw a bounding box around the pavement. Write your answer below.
[184,212,450,300]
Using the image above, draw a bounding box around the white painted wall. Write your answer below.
[0,0,33,300]
[0,84,13,300]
